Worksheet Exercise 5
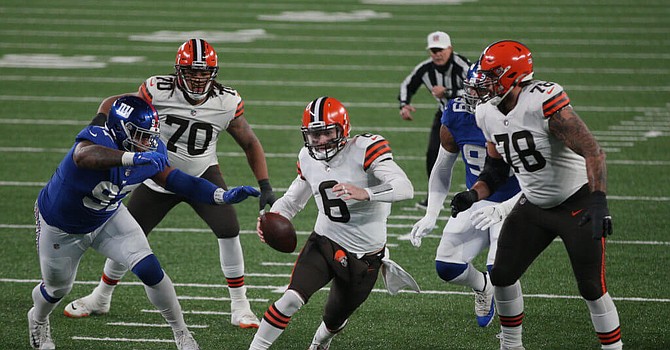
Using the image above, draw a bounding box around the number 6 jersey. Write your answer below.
[138,75,243,193]
[475,81,588,208]
[270,134,413,256]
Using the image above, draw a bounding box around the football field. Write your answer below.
[1,0,669,349]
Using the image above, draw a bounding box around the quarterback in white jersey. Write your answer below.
[249,97,415,350]
[64,39,273,329]
[450,41,621,350]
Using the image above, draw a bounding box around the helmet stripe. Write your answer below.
[309,96,327,124]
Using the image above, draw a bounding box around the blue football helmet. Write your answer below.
[106,96,160,152]
[463,62,486,114]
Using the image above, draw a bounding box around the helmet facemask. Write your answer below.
[121,121,160,152]
[175,64,218,101]
[302,123,346,161]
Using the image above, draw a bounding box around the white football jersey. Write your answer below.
[273,134,402,256]
[475,80,588,208]
[138,75,243,193]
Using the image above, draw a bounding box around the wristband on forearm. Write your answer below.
[121,152,135,167]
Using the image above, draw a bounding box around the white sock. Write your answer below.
[495,281,524,348]
[142,273,187,331]
[249,290,304,349]
[92,258,128,302]
[586,293,623,349]
[31,284,60,321]
[219,237,245,278]
[311,320,347,347]
[448,263,487,291]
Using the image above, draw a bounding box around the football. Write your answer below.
[260,212,297,253]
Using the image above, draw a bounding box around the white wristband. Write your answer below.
[121,152,135,167]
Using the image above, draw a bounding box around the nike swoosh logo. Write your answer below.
[88,130,98,137]
[547,87,556,95]
[71,304,78,310]
[571,209,584,217]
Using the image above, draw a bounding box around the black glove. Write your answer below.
[578,191,613,240]
[450,189,478,218]
[258,179,277,211]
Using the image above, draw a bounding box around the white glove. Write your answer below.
[409,215,437,247]
[470,205,504,230]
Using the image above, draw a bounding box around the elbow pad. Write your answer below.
[478,156,511,194]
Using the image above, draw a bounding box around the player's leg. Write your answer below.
[64,184,178,318]
[30,205,89,349]
[491,199,555,350]
[93,205,198,349]
[194,166,258,328]
[558,190,622,350]
[250,233,332,350]
[315,251,383,349]
[435,201,493,326]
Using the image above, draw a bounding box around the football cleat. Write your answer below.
[308,344,330,350]
[63,293,110,318]
[174,329,200,350]
[28,307,55,350]
[474,272,495,327]
[231,302,260,329]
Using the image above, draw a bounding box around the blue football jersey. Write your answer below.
[38,125,168,234]
[442,98,520,203]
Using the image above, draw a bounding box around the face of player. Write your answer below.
[183,69,213,94]
[306,128,338,152]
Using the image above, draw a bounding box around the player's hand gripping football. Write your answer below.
[578,191,613,240]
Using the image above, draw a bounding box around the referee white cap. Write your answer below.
[426,31,452,49]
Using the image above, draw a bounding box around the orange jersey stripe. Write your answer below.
[542,91,570,117]
[297,161,305,180]
[235,100,245,117]
[364,140,392,170]
[138,82,153,104]
[600,239,607,294]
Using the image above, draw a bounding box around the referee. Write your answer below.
[398,31,470,208]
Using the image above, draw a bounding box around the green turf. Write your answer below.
[1,0,669,349]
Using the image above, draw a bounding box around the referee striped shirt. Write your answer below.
[398,52,471,112]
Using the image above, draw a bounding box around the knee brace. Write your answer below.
[436,261,468,282]
[131,254,165,286]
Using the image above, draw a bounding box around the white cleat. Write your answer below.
[63,294,110,318]
[474,272,495,327]
[231,302,260,329]
[308,343,330,350]
[174,329,200,350]
[28,307,55,350]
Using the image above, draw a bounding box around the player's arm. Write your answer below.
[409,125,459,246]
[73,140,129,169]
[425,125,460,216]
[90,92,140,126]
[269,175,313,220]
[152,167,259,205]
[548,105,607,193]
[450,142,507,217]
[227,114,276,209]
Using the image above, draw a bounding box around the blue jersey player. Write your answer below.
[28,96,259,350]
[410,64,520,328]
